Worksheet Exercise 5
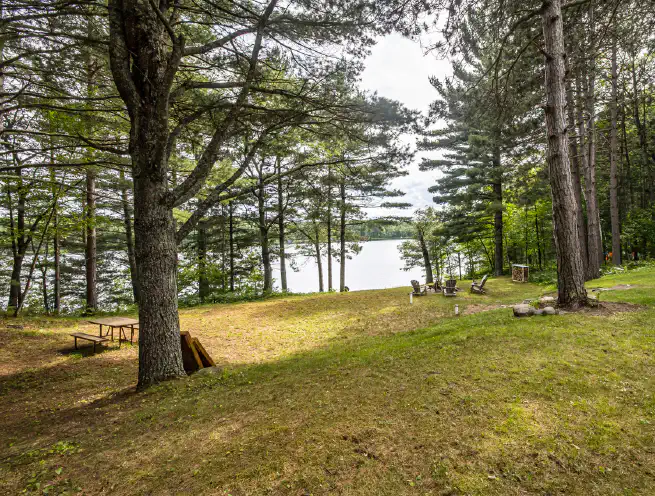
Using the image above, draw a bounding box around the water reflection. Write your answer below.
[273,239,426,293]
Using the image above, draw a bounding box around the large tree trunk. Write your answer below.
[109,1,186,388]
[609,37,621,265]
[133,170,185,388]
[120,169,139,304]
[276,157,287,292]
[541,0,588,308]
[417,227,433,283]
[492,145,503,276]
[339,177,346,292]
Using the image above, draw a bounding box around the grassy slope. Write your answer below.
[0,271,654,495]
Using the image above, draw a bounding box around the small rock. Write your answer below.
[533,309,544,316]
[194,366,223,377]
[542,306,557,315]
[540,296,556,303]
[513,304,535,317]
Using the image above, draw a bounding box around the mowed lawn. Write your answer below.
[1,271,654,495]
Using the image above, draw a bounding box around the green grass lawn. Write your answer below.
[1,270,654,495]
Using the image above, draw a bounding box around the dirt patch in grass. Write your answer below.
[557,300,646,316]
[462,303,512,315]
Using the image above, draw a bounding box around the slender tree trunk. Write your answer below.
[84,18,98,313]
[120,169,139,304]
[84,167,98,312]
[7,170,26,312]
[541,0,588,307]
[339,177,346,292]
[41,241,50,314]
[417,227,433,283]
[609,37,621,265]
[257,168,272,293]
[535,204,543,270]
[197,220,209,303]
[630,59,653,205]
[581,6,602,280]
[566,60,588,274]
[492,145,503,276]
[229,202,235,292]
[314,228,324,292]
[326,167,333,291]
[221,204,227,291]
[51,169,60,313]
[276,157,287,292]
[621,104,634,209]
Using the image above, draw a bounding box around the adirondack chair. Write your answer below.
[443,278,457,297]
[471,274,489,294]
[410,280,427,296]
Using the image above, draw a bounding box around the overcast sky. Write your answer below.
[360,33,451,216]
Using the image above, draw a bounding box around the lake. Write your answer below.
[273,239,426,293]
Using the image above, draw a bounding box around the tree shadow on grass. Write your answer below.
[3,302,655,495]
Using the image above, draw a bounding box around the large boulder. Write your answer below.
[513,304,535,317]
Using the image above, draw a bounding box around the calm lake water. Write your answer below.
[273,239,425,293]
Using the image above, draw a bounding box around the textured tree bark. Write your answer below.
[106,0,273,387]
[197,221,209,303]
[541,0,588,307]
[108,0,186,388]
[133,170,185,388]
[339,177,346,292]
[609,37,621,265]
[120,169,139,304]
[492,145,503,276]
[417,226,433,283]
[276,157,287,292]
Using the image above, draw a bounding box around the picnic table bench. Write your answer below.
[70,332,109,354]
[87,317,139,347]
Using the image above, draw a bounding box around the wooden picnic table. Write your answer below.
[87,317,139,347]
